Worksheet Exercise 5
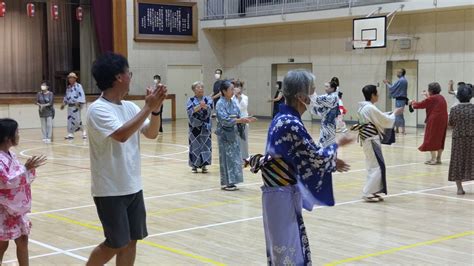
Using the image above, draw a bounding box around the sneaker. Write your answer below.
[191,167,198,173]
[202,166,208,173]
[64,134,74,140]
[45,139,51,144]
[42,139,47,143]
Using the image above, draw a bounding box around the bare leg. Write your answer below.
[456,180,465,195]
[0,241,9,264]
[401,127,406,135]
[86,242,120,266]
[116,240,137,266]
[436,149,443,163]
[14,235,29,266]
[425,151,437,164]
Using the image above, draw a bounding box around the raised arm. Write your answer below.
[411,96,434,110]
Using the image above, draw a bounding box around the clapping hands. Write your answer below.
[146,84,167,112]
[25,155,47,171]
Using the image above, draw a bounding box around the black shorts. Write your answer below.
[93,190,148,249]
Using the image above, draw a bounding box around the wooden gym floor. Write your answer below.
[3,119,473,265]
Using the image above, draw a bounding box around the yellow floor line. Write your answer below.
[44,213,226,266]
[324,230,474,266]
[140,240,226,266]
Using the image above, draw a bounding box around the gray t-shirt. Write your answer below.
[36,91,54,117]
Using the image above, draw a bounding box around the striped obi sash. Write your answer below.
[246,154,297,187]
[350,122,379,141]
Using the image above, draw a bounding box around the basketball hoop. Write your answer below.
[352,40,372,54]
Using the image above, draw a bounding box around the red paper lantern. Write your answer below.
[27,3,35,17]
[0,2,6,17]
[51,4,59,20]
[76,6,83,21]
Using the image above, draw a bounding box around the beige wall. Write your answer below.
[221,8,474,123]
[125,0,224,119]
[9,5,473,129]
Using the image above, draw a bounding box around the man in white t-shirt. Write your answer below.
[86,52,167,266]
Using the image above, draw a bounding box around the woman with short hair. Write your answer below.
[410,82,448,165]
[186,81,213,173]
[232,79,250,160]
[36,81,54,143]
[215,80,256,191]
[448,85,474,195]
[246,70,351,264]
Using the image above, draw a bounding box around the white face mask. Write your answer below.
[214,74,221,80]
[41,85,48,91]
[153,79,159,85]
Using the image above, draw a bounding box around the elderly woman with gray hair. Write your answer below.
[448,85,474,195]
[186,81,213,173]
[245,70,352,265]
[410,82,448,165]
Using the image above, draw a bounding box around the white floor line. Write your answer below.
[148,216,262,237]
[4,251,61,264]
[144,182,474,238]
[414,191,474,202]
[29,161,428,216]
[29,239,87,262]
[20,182,474,263]
[31,182,263,216]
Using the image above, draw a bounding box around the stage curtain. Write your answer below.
[80,0,100,93]
[91,0,113,54]
[46,0,73,94]
[0,0,45,93]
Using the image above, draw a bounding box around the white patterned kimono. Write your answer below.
[356,101,395,196]
[232,94,249,159]
[310,92,339,147]
[63,82,86,134]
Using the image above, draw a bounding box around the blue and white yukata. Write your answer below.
[246,104,338,265]
[310,92,340,148]
[215,98,244,186]
[186,96,213,169]
[63,82,86,135]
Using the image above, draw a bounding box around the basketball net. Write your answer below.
[353,40,372,54]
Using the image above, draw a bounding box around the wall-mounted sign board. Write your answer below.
[134,0,197,43]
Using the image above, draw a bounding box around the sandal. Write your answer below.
[424,160,437,165]
[362,196,379,202]
[191,167,198,173]
[373,194,384,201]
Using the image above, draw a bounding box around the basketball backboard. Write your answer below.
[353,16,387,49]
